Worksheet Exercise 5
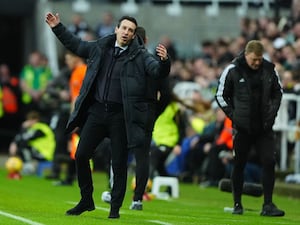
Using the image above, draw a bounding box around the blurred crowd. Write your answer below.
[2,1,300,186]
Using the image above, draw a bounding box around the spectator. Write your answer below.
[215,38,234,68]
[157,35,178,61]
[149,92,189,179]
[19,51,53,121]
[67,13,92,39]
[289,0,300,25]
[281,44,298,70]
[44,65,71,181]
[199,40,216,64]
[0,63,23,150]
[8,111,56,175]
[129,26,171,209]
[239,17,258,41]
[183,106,232,186]
[202,114,232,186]
[94,11,115,38]
[220,147,262,184]
[61,50,87,186]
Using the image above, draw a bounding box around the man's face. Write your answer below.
[115,19,136,47]
[245,52,263,70]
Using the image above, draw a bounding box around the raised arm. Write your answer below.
[45,12,61,28]
[44,12,92,59]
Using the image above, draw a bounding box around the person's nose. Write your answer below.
[124,29,130,35]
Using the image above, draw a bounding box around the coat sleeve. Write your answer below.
[51,23,93,58]
[215,64,235,120]
[143,52,171,79]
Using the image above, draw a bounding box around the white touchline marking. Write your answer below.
[95,206,110,212]
[67,201,175,225]
[0,210,45,225]
[147,220,173,225]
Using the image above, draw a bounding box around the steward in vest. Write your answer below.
[19,51,52,117]
[8,111,56,171]
[150,100,188,178]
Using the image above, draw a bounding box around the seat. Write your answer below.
[151,176,179,199]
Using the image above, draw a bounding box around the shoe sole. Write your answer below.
[65,207,95,216]
[130,207,143,210]
[260,212,285,217]
[108,215,120,219]
[232,211,243,215]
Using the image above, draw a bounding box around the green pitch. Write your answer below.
[0,169,299,225]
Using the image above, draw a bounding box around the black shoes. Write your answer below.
[260,203,285,217]
[66,199,95,216]
[65,198,123,219]
[232,202,243,215]
[108,209,120,219]
[231,202,284,216]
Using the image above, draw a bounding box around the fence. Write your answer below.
[273,93,300,173]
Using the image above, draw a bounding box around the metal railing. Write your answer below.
[273,93,300,173]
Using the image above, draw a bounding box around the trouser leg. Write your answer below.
[257,131,276,204]
[231,132,250,204]
[75,113,105,201]
[65,159,76,183]
[109,112,128,211]
[132,134,152,201]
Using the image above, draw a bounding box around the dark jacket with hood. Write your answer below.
[215,52,282,134]
[51,23,171,148]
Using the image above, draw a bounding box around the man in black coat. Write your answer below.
[45,12,170,219]
[215,40,284,217]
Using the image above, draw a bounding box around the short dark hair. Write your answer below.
[117,16,138,31]
[136,26,146,42]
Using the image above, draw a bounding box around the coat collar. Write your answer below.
[97,34,143,50]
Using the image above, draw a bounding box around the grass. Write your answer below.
[0,168,299,225]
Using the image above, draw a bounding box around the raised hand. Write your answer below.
[156,44,168,61]
[45,12,60,28]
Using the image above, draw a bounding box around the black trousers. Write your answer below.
[130,132,152,201]
[75,102,128,211]
[231,130,276,205]
[150,145,173,178]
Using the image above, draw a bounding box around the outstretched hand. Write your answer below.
[45,12,60,28]
[156,44,168,61]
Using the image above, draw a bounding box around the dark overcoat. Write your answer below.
[51,23,171,148]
